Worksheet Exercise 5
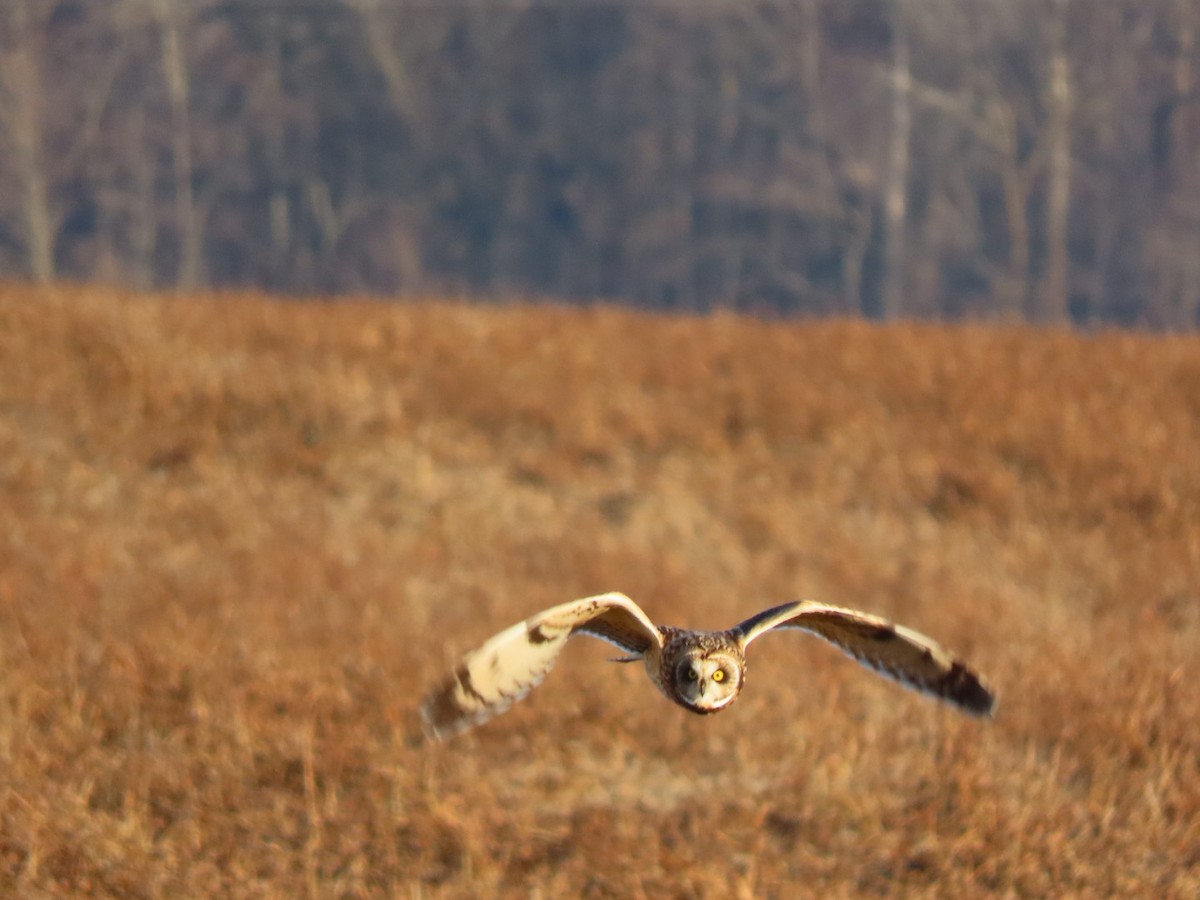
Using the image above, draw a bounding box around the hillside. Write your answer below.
[0,283,1197,896]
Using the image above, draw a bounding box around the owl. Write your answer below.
[421,592,995,740]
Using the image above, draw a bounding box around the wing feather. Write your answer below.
[733,601,995,717]
[421,592,661,740]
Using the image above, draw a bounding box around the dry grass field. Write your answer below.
[0,283,1198,897]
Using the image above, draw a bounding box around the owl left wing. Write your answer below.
[421,592,662,740]
[733,601,996,717]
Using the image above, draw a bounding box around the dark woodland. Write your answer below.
[3,0,1200,326]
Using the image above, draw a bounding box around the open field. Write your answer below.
[1,283,1198,897]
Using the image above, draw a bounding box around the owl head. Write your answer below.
[673,649,743,713]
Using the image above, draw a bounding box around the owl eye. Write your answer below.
[685,667,698,681]
[712,669,725,682]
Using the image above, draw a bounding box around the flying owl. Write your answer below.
[421,592,995,740]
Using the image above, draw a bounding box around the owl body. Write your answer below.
[421,592,994,740]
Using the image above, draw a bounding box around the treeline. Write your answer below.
[2,0,1199,327]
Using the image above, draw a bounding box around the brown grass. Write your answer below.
[0,282,1197,897]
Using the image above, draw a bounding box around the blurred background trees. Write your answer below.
[1,0,1198,327]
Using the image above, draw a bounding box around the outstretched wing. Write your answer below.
[421,592,662,740]
[733,601,995,717]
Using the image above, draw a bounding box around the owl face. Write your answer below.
[672,651,742,713]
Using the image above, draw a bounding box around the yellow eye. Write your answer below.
[686,668,698,681]
[712,670,725,682]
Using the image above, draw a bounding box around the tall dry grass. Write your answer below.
[0,283,1197,896]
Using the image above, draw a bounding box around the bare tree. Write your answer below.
[1165,0,1200,328]
[0,0,124,282]
[0,0,55,281]
[1139,0,1200,327]
[881,0,913,319]
[1036,0,1072,324]
[149,0,203,289]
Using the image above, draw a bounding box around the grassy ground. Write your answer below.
[0,283,1197,897]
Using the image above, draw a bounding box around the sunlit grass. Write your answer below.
[0,283,1197,895]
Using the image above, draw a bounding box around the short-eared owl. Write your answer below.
[422,592,995,740]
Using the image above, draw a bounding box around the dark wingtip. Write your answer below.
[945,661,997,717]
[419,688,458,741]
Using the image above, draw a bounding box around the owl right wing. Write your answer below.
[733,601,996,717]
[421,592,662,740]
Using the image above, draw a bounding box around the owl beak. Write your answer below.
[696,678,707,697]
